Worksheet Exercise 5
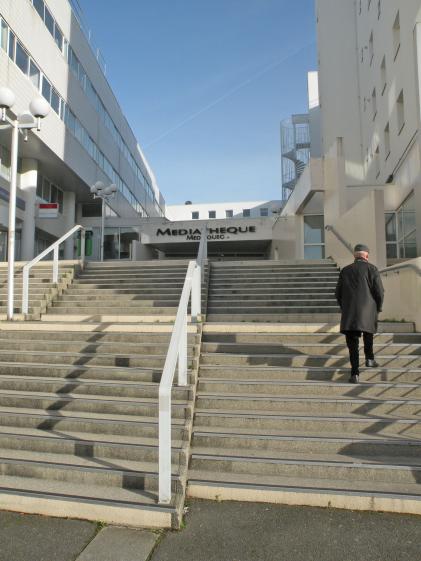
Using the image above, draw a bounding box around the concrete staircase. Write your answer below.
[0,259,206,528]
[0,262,77,320]
[43,261,195,323]
[188,260,421,515]
[207,260,341,322]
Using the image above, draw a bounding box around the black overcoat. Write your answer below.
[335,259,384,334]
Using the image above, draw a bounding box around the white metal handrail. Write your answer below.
[325,225,354,255]
[22,225,85,315]
[158,230,207,504]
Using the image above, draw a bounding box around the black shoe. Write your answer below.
[349,374,359,384]
[365,359,379,368]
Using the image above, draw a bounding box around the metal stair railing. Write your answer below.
[22,225,85,315]
[325,225,354,255]
[158,229,207,504]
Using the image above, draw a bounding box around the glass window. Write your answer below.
[69,48,79,78]
[386,244,397,259]
[15,41,29,74]
[29,60,40,89]
[54,25,63,51]
[304,215,325,244]
[209,210,216,219]
[57,189,63,213]
[304,246,325,259]
[33,0,45,19]
[397,90,405,133]
[385,213,397,242]
[192,211,199,220]
[260,208,269,217]
[226,210,233,218]
[50,184,58,203]
[36,174,43,198]
[0,145,11,179]
[243,209,251,217]
[8,30,15,60]
[65,107,76,133]
[44,6,54,36]
[41,76,51,102]
[1,19,7,51]
[51,89,60,114]
[42,178,50,201]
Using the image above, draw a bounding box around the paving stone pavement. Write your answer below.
[76,527,159,561]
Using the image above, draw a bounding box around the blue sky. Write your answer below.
[79,0,317,204]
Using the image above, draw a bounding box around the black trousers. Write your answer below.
[344,331,374,374]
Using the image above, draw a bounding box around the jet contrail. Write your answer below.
[144,40,316,149]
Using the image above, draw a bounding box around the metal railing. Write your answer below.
[325,225,354,255]
[22,225,85,315]
[158,230,207,504]
[380,261,421,277]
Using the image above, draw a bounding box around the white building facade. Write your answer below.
[0,0,165,262]
[283,0,421,269]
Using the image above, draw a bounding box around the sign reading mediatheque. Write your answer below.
[156,226,257,241]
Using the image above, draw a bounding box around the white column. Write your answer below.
[63,191,76,259]
[414,23,421,256]
[20,159,38,261]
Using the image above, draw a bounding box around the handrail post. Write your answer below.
[191,264,201,320]
[178,310,188,386]
[158,386,172,504]
[22,266,29,315]
[80,228,86,270]
[53,246,59,283]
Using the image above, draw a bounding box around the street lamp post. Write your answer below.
[90,181,117,261]
[0,87,50,320]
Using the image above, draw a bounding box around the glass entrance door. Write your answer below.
[103,227,139,260]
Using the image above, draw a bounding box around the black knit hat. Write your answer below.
[354,243,369,253]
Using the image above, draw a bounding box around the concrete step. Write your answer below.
[211,271,339,278]
[208,300,339,308]
[0,375,193,400]
[201,342,421,356]
[187,469,421,515]
[0,362,195,384]
[208,292,337,300]
[202,332,421,344]
[206,313,342,323]
[200,352,421,368]
[47,306,181,315]
[73,279,186,286]
[66,287,188,295]
[0,427,184,464]
[0,450,182,492]
[0,406,188,438]
[57,295,184,303]
[0,390,191,419]
[196,394,421,416]
[53,299,181,308]
[194,409,421,436]
[192,430,421,457]
[198,379,421,399]
[189,451,421,485]
[0,349,196,368]
[198,364,421,383]
[207,306,341,315]
[0,330,199,344]
[0,473,178,527]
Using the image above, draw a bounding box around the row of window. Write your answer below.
[26,0,163,215]
[0,16,150,218]
[385,192,416,259]
[191,208,270,220]
[0,144,11,180]
[36,173,64,213]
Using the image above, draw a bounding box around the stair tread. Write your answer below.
[0,405,187,424]
[0,425,184,448]
[187,469,421,497]
[192,426,421,442]
[190,447,421,467]
[0,448,182,475]
[0,474,177,508]
[197,392,421,403]
[195,408,421,420]
[0,388,191,406]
